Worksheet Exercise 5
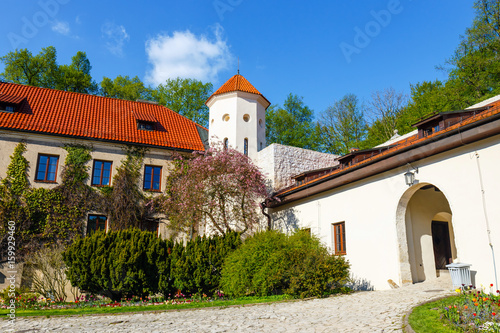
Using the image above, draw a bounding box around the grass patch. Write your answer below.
[409,296,462,333]
[0,295,292,318]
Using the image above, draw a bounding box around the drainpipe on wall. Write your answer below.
[474,151,499,290]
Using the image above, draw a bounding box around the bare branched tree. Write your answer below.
[368,88,408,141]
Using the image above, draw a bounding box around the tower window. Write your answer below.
[260,142,263,150]
[224,138,228,150]
[259,119,263,128]
[243,114,250,122]
[222,114,230,122]
[244,138,248,156]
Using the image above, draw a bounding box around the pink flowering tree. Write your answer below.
[163,145,268,237]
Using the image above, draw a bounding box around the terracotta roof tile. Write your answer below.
[207,74,270,105]
[0,82,206,151]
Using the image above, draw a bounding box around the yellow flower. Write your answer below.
[455,288,461,293]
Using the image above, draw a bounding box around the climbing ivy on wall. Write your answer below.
[104,146,156,231]
[0,143,96,259]
[0,142,161,260]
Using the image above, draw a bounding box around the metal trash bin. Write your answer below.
[446,263,472,288]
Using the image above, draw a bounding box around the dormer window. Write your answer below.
[137,121,156,131]
[4,105,15,113]
[133,110,158,131]
[0,94,25,113]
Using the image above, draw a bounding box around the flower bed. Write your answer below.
[441,284,499,331]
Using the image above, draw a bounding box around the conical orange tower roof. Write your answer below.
[206,74,270,107]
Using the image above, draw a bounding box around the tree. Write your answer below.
[0,47,59,88]
[100,75,152,101]
[162,146,267,237]
[151,78,213,127]
[56,52,98,94]
[317,94,368,155]
[367,88,408,145]
[266,94,318,149]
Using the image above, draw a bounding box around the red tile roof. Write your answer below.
[276,100,500,197]
[0,82,206,151]
[207,74,270,106]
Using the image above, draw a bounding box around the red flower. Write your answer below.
[493,312,496,316]
[473,313,477,316]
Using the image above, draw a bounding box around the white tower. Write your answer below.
[206,74,270,161]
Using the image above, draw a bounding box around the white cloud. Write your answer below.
[101,22,130,56]
[145,24,232,85]
[51,21,70,36]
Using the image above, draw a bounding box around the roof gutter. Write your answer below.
[268,113,500,208]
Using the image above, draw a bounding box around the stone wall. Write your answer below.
[257,143,338,192]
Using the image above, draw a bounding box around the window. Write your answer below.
[141,219,159,235]
[332,222,346,255]
[92,160,112,186]
[223,138,228,150]
[35,154,59,182]
[243,114,250,122]
[144,165,162,191]
[137,121,155,131]
[0,104,15,113]
[87,215,107,235]
[244,138,248,156]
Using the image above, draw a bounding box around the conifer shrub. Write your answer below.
[220,230,350,298]
[63,229,163,300]
[63,229,242,300]
[170,232,241,296]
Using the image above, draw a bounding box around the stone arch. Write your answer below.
[395,182,455,285]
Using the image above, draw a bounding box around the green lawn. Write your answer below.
[409,296,464,333]
[0,295,292,318]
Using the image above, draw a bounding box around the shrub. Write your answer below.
[170,232,241,296]
[220,230,350,298]
[63,229,162,301]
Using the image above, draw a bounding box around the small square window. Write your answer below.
[5,105,15,112]
[144,165,162,191]
[137,121,155,131]
[92,160,112,186]
[87,215,107,235]
[332,222,346,255]
[35,154,59,182]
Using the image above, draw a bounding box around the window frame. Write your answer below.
[143,165,162,191]
[137,121,155,131]
[244,138,248,156]
[332,222,346,255]
[91,160,113,186]
[86,214,108,235]
[35,154,59,183]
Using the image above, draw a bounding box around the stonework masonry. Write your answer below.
[257,143,339,192]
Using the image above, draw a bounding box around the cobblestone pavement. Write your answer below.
[2,277,454,333]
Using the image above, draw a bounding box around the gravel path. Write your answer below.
[2,276,454,333]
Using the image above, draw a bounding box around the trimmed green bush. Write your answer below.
[63,229,241,300]
[171,232,241,296]
[220,230,350,298]
[63,229,163,300]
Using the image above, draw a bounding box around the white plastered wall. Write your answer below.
[270,135,500,290]
[208,91,266,161]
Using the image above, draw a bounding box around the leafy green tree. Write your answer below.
[0,47,59,88]
[151,78,213,127]
[100,75,152,101]
[266,94,318,149]
[317,94,368,155]
[56,52,98,94]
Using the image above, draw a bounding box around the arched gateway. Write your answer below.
[396,183,456,286]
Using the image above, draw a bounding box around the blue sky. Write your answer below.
[0,0,475,120]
